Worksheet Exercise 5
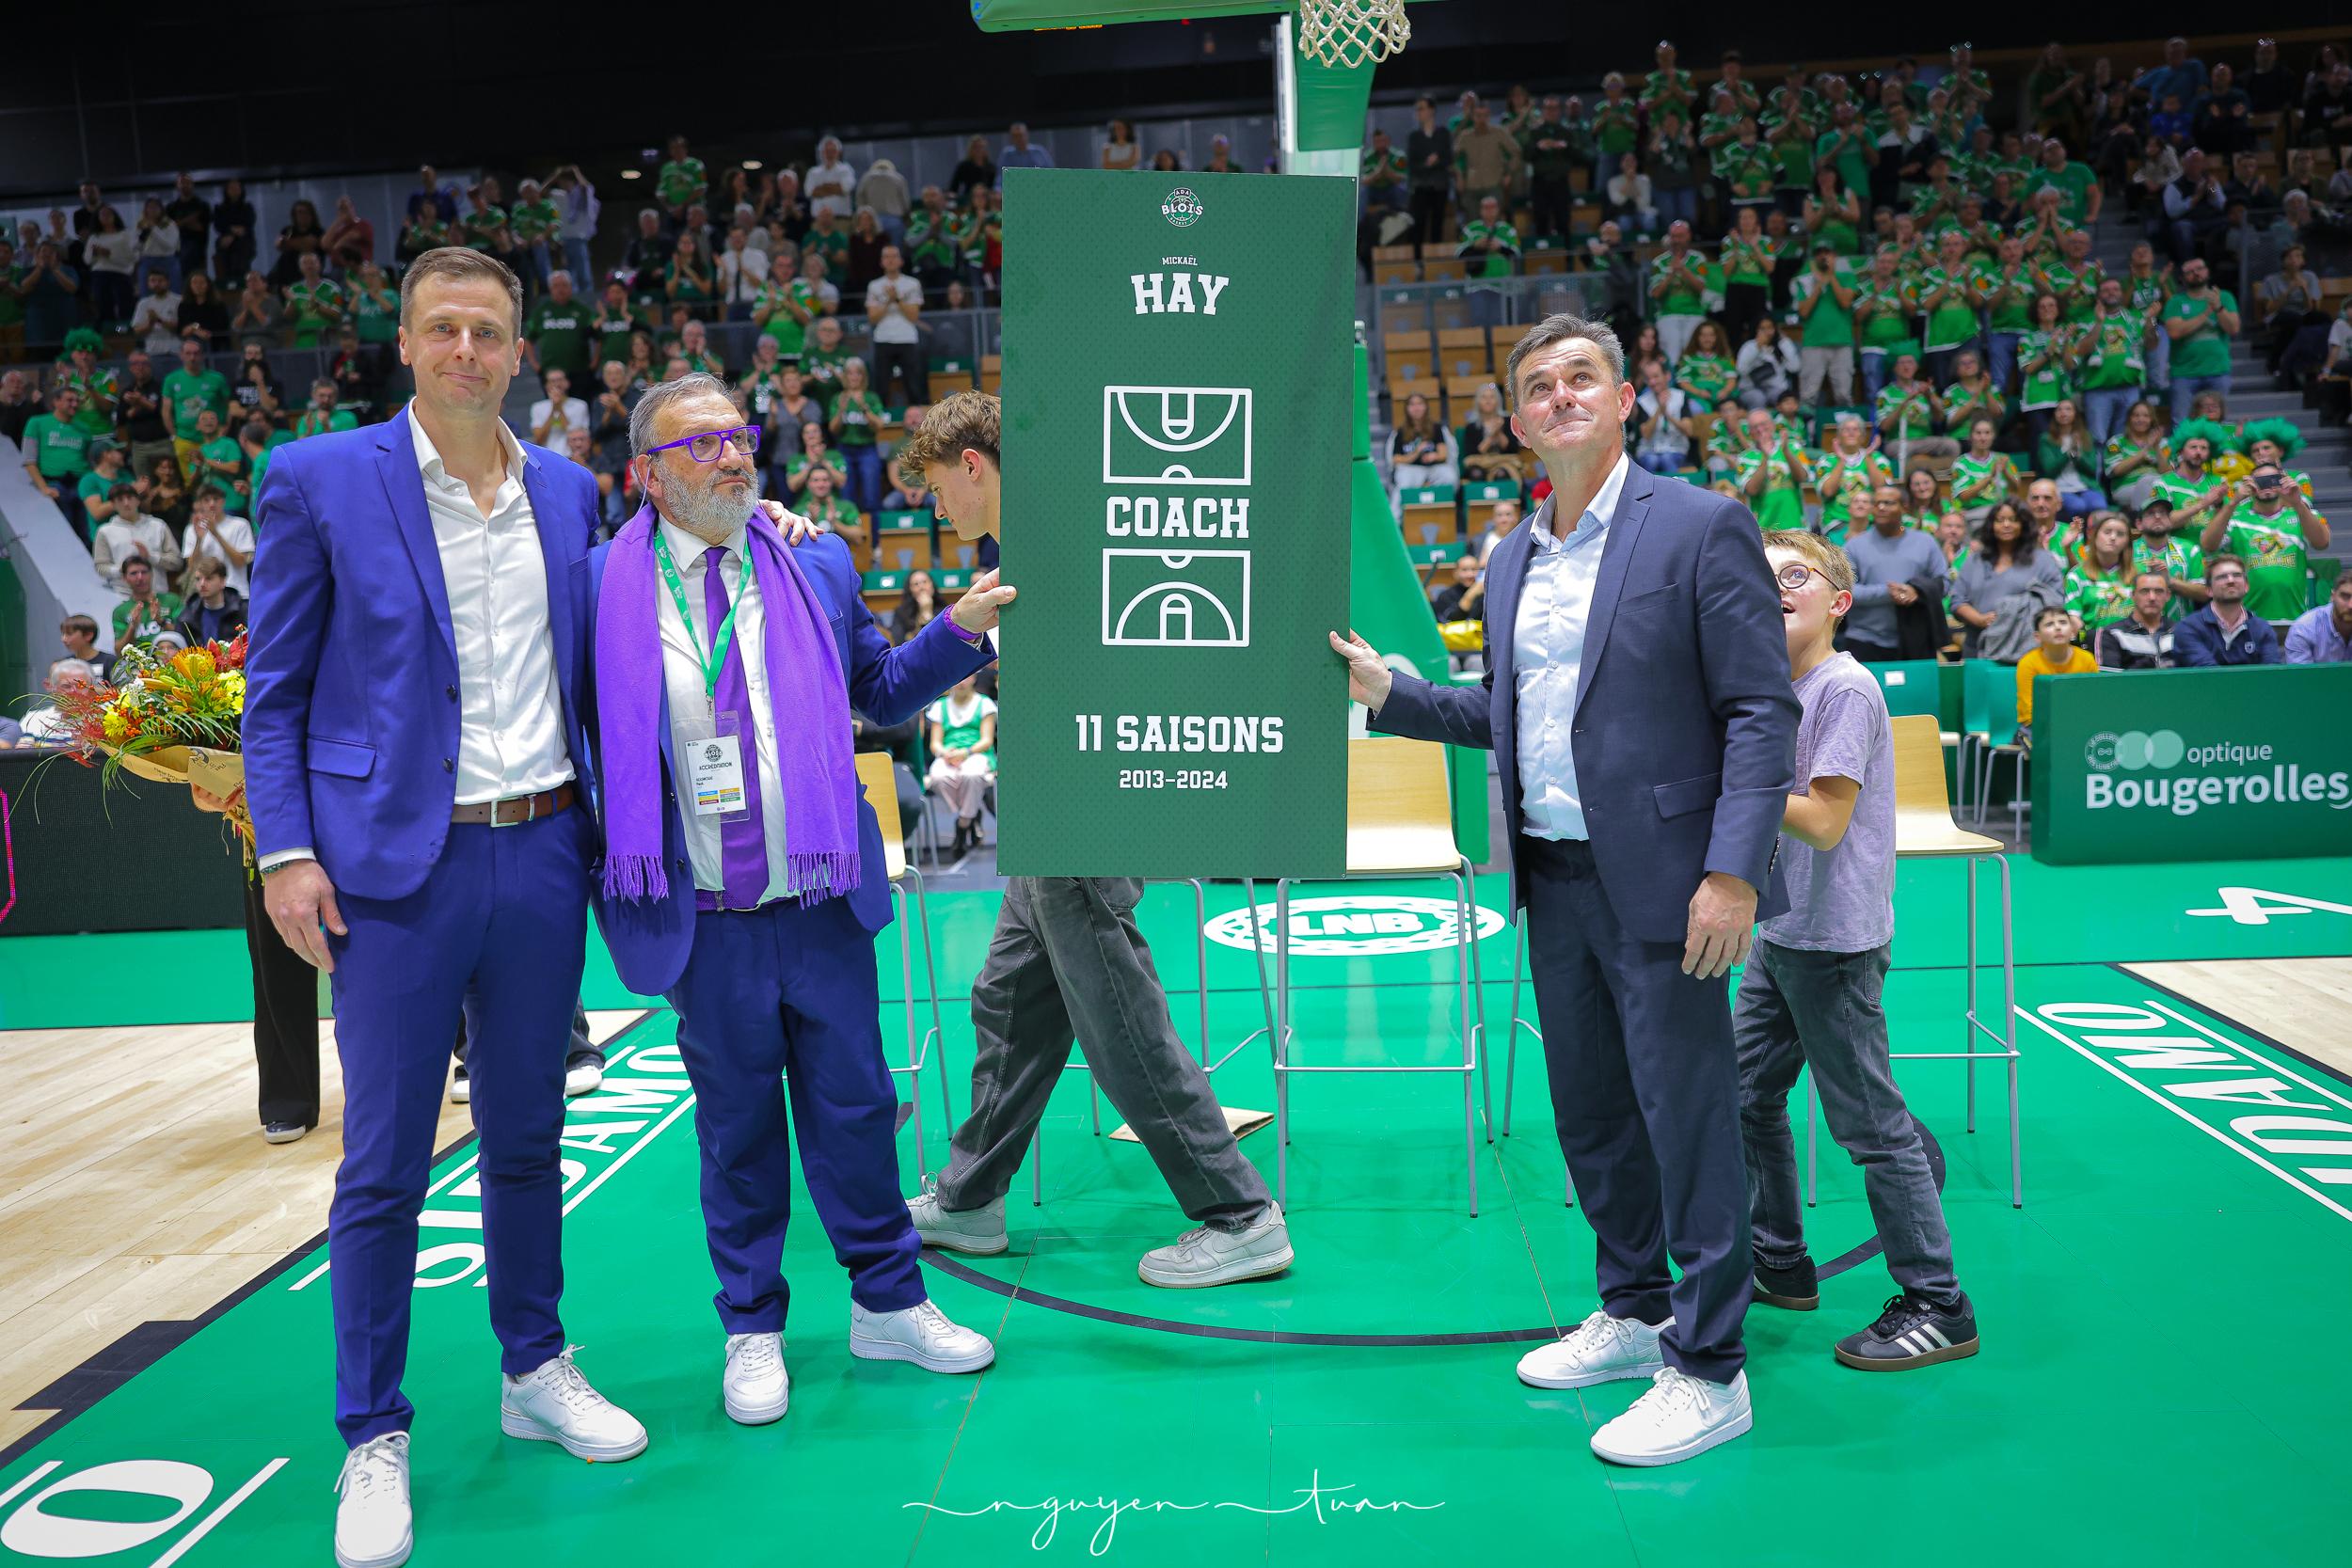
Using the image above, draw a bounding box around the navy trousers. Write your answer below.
[667,895,929,1334]
[326,808,590,1446]
[1518,834,1754,1384]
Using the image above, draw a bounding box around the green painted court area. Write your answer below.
[5,859,2350,1566]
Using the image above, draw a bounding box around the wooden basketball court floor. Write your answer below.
[2,857,2348,1566]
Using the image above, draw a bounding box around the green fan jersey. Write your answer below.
[2221,505,2319,623]
[1676,353,1739,405]
[1976,261,2036,333]
[2077,310,2147,389]
[2065,562,2136,634]
[1918,265,1979,352]
[1456,220,1518,279]
[1733,443,1808,530]
[2016,325,2076,411]
[1951,451,2022,511]
[1648,250,1711,318]
[1875,382,1938,440]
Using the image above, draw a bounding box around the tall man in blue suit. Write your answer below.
[588,374,1008,1430]
[1333,312,1798,1468]
[244,249,644,1568]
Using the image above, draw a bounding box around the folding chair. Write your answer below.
[1263,736,1489,1214]
[1962,658,2028,842]
[855,751,955,1179]
[1805,715,2021,1209]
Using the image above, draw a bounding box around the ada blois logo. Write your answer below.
[1161,186,1204,229]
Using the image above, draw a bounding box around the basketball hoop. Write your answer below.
[1295,0,1409,69]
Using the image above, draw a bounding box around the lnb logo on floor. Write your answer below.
[1203,895,1506,957]
[2081,728,2352,816]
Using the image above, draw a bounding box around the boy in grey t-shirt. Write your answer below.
[1736,532,1978,1372]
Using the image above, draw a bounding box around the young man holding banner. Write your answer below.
[891,390,1296,1290]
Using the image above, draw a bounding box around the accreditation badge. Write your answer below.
[677,710,751,820]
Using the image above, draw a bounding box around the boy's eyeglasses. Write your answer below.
[1774,562,1827,592]
[644,423,760,463]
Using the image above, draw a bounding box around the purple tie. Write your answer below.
[705,545,768,908]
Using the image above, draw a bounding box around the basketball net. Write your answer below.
[1294,0,1409,69]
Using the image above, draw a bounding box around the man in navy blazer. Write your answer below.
[244,250,645,1568]
[1335,312,1797,1467]
[586,375,1008,1429]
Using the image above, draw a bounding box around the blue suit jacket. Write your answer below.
[244,408,599,900]
[1373,460,1800,944]
[584,531,993,997]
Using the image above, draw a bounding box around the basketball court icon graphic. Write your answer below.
[1103,385,1254,486]
[1101,549,1252,647]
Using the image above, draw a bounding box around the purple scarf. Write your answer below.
[596,501,861,904]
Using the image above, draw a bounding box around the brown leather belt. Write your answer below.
[452,783,577,827]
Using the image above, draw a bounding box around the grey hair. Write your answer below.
[630,372,736,458]
[1502,311,1626,413]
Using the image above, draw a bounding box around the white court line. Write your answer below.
[149,1458,290,1568]
[2020,1008,2352,1227]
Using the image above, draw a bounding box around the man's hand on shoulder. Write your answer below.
[1683,870,1757,978]
[764,499,818,545]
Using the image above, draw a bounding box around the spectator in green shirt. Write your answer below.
[20,387,91,503]
[1455,196,1518,280]
[2074,278,2146,446]
[524,269,594,384]
[187,407,245,510]
[2026,138,2100,227]
[1790,245,1859,407]
[1360,129,1408,217]
[349,261,400,346]
[2160,257,2237,422]
[294,378,357,439]
[163,335,229,468]
[2200,462,2331,625]
[282,251,343,348]
[1647,221,1711,363]
[1851,248,1917,404]
[112,556,183,652]
[1950,417,2024,523]
[657,135,707,217]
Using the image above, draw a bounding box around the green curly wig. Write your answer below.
[61,326,104,356]
[2169,418,2241,457]
[2237,418,2306,460]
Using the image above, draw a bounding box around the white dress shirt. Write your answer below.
[654,515,795,904]
[1512,451,1630,842]
[181,512,256,595]
[257,417,573,874]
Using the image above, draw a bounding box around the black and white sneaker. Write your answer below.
[449,1065,470,1105]
[1835,1292,1979,1371]
[1753,1256,1819,1311]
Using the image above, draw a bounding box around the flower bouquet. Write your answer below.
[50,633,253,858]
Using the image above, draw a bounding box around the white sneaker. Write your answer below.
[333,1432,412,1568]
[905,1179,1009,1256]
[449,1069,470,1105]
[1516,1309,1671,1389]
[564,1061,603,1098]
[723,1332,790,1425]
[1137,1203,1294,1289]
[499,1348,648,1461]
[850,1299,995,1374]
[1590,1367,1753,1466]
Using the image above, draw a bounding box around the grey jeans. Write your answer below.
[1733,940,1961,1307]
[936,876,1271,1229]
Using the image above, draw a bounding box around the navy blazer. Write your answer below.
[1373,460,1800,944]
[584,530,993,997]
[2171,605,2282,667]
[245,408,599,901]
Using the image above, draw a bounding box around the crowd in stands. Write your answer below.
[1401,35,2351,732]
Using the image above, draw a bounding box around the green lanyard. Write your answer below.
[653,530,753,708]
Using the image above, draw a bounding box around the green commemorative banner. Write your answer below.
[997,167,1354,878]
[2030,665,2352,864]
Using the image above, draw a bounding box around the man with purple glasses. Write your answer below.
[586,373,1014,1429]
